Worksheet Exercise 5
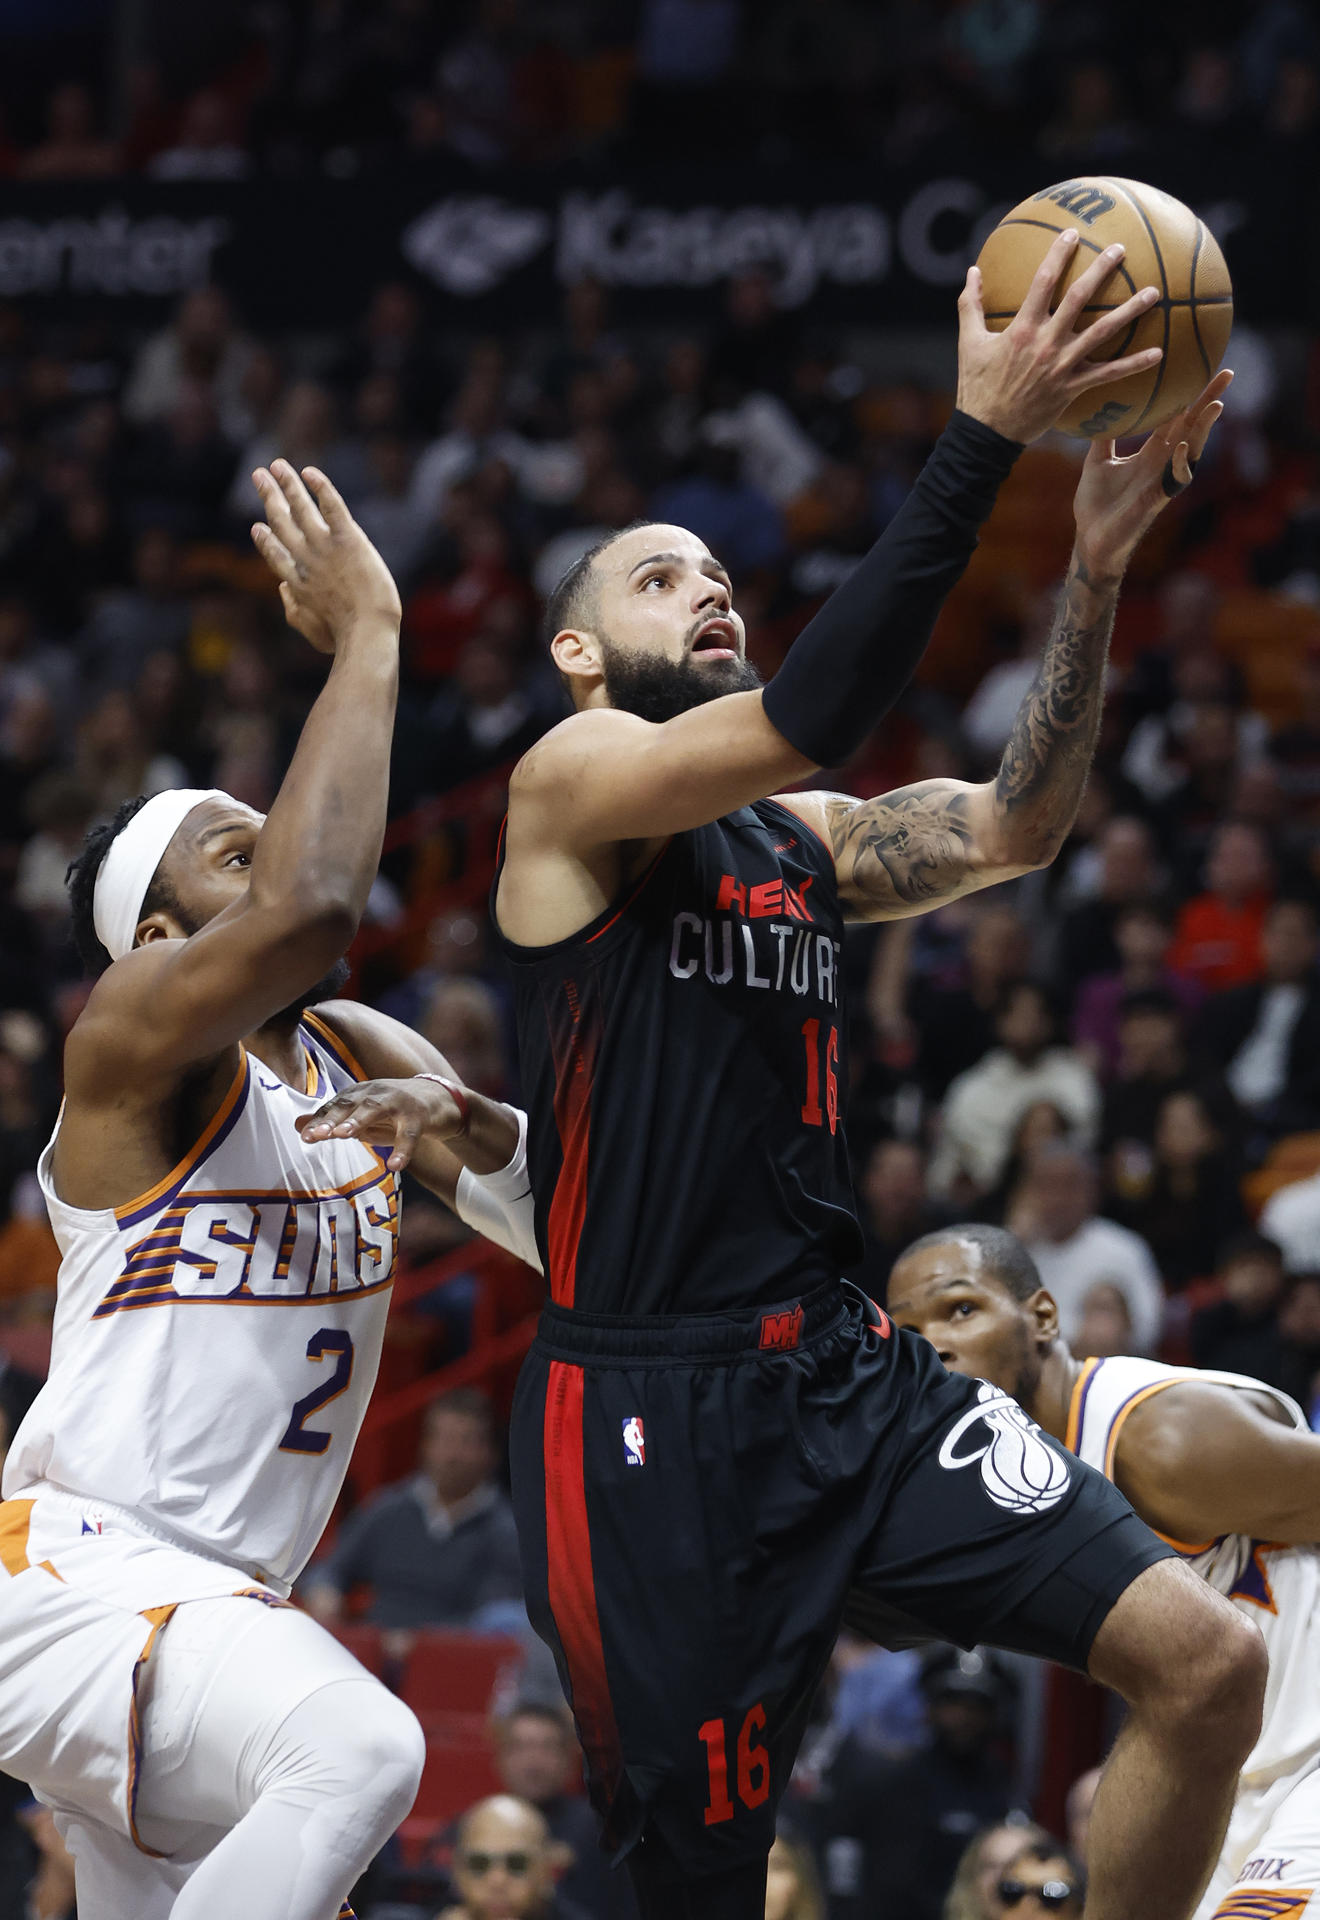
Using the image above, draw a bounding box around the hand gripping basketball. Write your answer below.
[956,229,1164,446]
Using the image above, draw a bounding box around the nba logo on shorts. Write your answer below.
[622,1416,646,1467]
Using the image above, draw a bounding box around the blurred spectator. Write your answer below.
[1011,1143,1165,1355]
[426,634,560,788]
[765,1830,825,1920]
[651,421,786,579]
[1071,904,1203,1080]
[331,283,446,433]
[303,1388,523,1632]
[1099,990,1233,1176]
[943,1822,1053,1920]
[1264,637,1320,814]
[1190,1233,1291,1386]
[1111,1089,1247,1289]
[1199,897,1320,1137]
[148,89,251,180]
[1168,821,1276,992]
[1063,1768,1100,1865]
[961,592,1053,769]
[1073,1281,1135,1359]
[76,689,187,818]
[904,905,1032,1102]
[929,984,1099,1201]
[1278,1274,1320,1419]
[1055,818,1163,998]
[123,290,256,443]
[1260,1166,1320,1275]
[439,1794,586,1920]
[854,1138,956,1296]
[490,1702,637,1920]
[79,523,190,695]
[821,1650,1020,1920]
[18,83,118,179]
[990,1839,1085,1919]
[228,380,355,522]
[420,978,510,1098]
[126,383,240,538]
[354,434,432,588]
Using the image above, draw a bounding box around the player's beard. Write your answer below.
[599,638,763,723]
[1007,1318,1046,1411]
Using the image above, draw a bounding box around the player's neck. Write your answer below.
[1032,1344,1080,1445]
[244,1012,310,1089]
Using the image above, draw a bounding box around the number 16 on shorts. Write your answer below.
[699,1705,770,1825]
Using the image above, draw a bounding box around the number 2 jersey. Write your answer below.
[494,798,862,1315]
[9,1012,397,1594]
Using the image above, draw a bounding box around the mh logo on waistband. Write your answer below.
[759,1305,804,1352]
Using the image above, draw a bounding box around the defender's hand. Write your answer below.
[250,461,402,654]
[1071,369,1231,581]
[296,1076,467,1173]
[956,230,1164,445]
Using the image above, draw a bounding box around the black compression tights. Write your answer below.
[625,1828,769,1920]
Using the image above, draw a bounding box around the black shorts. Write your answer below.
[509,1282,1169,1881]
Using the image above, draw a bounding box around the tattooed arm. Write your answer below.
[792,559,1118,918]
[780,374,1232,921]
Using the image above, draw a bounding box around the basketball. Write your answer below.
[975,176,1233,438]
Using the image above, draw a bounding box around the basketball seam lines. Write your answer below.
[1189,219,1210,380]
[1102,178,1170,432]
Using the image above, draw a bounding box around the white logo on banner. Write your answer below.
[937,1381,1071,1515]
[401,195,551,295]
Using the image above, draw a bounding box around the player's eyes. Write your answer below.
[640,573,670,590]
[225,851,252,867]
[950,1301,976,1318]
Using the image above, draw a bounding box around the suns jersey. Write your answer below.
[8,1012,398,1594]
[1069,1356,1320,1784]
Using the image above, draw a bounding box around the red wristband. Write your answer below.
[415,1073,471,1136]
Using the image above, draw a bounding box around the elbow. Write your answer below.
[256,893,360,967]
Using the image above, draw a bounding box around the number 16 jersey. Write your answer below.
[495,798,862,1315]
[10,1012,397,1593]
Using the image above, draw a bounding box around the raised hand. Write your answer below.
[295,1076,468,1173]
[956,229,1164,445]
[250,461,402,653]
[1071,369,1232,581]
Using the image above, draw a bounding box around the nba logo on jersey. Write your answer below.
[622,1417,646,1467]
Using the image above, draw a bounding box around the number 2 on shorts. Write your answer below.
[279,1328,354,1455]
[698,1705,770,1825]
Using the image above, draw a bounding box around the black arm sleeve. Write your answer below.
[760,409,1022,768]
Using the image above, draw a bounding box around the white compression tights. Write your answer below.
[57,1597,425,1920]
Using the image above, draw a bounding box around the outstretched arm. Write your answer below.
[791,373,1230,921]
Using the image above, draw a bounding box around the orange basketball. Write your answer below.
[975,176,1233,438]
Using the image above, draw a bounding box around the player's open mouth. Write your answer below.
[691,618,738,659]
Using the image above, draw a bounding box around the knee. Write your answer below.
[1134,1588,1265,1752]
[345,1691,426,1825]
[1094,1563,1266,1760]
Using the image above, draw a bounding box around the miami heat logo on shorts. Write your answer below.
[936,1381,1071,1515]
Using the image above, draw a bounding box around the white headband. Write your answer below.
[93,788,234,962]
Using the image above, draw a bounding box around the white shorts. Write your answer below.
[0,1486,305,1845]
[1197,1763,1320,1920]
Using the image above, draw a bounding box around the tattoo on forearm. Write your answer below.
[824,784,977,911]
[993,558,1119,853]
[819,558,1119,917]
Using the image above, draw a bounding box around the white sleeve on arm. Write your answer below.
[454,1105,543,1274]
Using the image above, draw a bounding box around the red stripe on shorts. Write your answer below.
[544,1360,621,1799]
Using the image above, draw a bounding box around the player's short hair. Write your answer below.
[65,794,186,977]
[540,518,657,649]
[901,1223,1044,1304]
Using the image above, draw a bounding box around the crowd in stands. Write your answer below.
[3,1,1318,182]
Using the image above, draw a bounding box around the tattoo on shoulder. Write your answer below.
[823,786,976,910]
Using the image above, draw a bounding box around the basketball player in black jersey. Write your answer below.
[304,238,1257,1920]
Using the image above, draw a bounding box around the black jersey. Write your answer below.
[495,798,862,1316]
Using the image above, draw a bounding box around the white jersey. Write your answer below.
[1069,1355,1320,1787]
[9,1011,398,1595]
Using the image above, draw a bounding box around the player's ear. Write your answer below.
[136,908,186,946]
[549,626,603,701]
[1029,1287,1060,1346]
